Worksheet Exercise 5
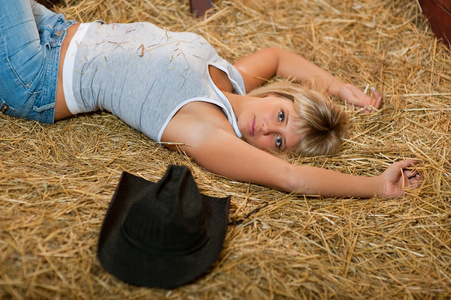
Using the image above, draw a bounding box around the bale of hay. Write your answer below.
[1,0,450,299]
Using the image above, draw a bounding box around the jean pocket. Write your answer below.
[0,92,37,119]
[8,44,48,93]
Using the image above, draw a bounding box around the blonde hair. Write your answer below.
[248,81,349,156]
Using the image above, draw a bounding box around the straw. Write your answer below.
[0,0,450,298]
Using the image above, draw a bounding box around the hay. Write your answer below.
[1,0,450,298]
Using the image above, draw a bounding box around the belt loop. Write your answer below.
[1,103,8,113]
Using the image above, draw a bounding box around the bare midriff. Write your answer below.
[54,23,80,121]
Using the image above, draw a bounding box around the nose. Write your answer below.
[261,121,275,136]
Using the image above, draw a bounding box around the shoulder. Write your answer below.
[161,101,236,149]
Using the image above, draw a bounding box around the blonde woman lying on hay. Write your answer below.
[0,0,421,198]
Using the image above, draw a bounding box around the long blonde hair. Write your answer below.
[248,81,349,156]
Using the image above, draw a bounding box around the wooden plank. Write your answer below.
[435,0,451,12]
[419,0,451,48]
[190,0,213,18]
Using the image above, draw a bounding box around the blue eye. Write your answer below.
[278,111,284,122]
[276,136,282,149]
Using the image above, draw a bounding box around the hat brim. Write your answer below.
[98,171,230,289]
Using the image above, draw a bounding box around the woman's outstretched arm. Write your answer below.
[234,46,382,111]
[162,113,421,198]
[194,132,419,198]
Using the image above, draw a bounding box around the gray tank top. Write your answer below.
[71,22,245,142]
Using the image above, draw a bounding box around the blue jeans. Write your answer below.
[0,0,75,123]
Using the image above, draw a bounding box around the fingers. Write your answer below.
[358,86,382,114]
[399,159,422,189]
[395,158,418,169]
[382,159,418,180]
[370,86,383,109]
[403,169,422,188]
[403,168,419,178]
[381,159,422,198]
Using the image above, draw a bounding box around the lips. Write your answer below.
[249,116,255,136]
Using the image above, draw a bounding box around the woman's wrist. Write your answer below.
[327,79,346,98]
[372,175,387,198]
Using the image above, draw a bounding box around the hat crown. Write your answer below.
[121,166,208,255]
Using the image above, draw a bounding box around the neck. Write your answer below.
[224,91,254,116]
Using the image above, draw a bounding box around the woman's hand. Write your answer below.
[377,159,422,198]
[337,83,383,113]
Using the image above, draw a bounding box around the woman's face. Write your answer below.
[237,95,302,153]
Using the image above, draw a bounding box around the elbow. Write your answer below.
[267,46,283,61]
[268,45,282,51]
[266,46,288,79]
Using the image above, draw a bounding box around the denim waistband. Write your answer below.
[0,0,76,124]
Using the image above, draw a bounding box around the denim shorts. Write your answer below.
[0,0,76,123]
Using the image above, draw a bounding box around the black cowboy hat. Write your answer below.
[97,165,230,289]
